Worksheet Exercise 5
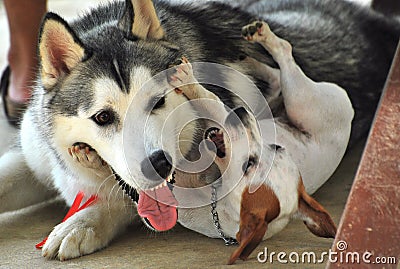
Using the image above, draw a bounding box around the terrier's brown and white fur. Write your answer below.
[169,21,353,264]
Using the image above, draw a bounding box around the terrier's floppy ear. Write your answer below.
[296,179,337,238]
[228,214,267,265]
[39,13,86,89]
[228,185,280,265]
[118,0,165,40]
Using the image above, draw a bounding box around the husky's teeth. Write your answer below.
[166,174,172,182]
[149,181,166,192]
[155,182,164,190]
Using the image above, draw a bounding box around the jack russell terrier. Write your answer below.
[168,20,354,264]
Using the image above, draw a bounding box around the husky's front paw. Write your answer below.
[68,143,112,178]
[167,57,196,90]
[42,211,107,260]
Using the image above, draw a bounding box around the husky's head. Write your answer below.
[36,0,199,231]
[202,108,336,264]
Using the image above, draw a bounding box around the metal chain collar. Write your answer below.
[211,184,238,246]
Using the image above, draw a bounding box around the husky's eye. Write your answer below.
[92,110,114,126]
[242,156,257,174]
[153,96,165,110]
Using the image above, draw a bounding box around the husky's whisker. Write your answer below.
[95,173,116,197]
[106,179,121,212]
[115,184,131,213]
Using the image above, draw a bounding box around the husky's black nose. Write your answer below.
[141,150,172,180]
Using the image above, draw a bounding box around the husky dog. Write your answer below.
[168,19,352,263]
[0,0,398,261]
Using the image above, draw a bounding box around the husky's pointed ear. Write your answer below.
[39,13,87,89]
[118,0,165,40]
[296,179,337,238]
[118,0,135,39]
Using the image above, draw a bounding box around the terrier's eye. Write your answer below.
[242,156,257,174]
[92,110,115,126]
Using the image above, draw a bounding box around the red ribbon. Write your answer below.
[36,192,98,249]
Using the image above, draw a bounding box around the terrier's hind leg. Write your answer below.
[0,149,56,213]
[240,56,281,99]
[242,21,354,135]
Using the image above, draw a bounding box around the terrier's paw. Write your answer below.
[167,57,196,91]
[68,143,113,179]
[242,20,292,58]
[42,213,106,261]
[241,21,271,42]
[68,143,106,170]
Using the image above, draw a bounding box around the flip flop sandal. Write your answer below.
[0,66,28,127]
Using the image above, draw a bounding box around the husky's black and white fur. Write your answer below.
[0,0,398,261]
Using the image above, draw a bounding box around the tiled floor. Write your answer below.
[0,0,374,268]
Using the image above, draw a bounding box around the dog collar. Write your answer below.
[211,183,238,246]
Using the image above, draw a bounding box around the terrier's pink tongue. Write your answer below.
[137,185,178,231]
